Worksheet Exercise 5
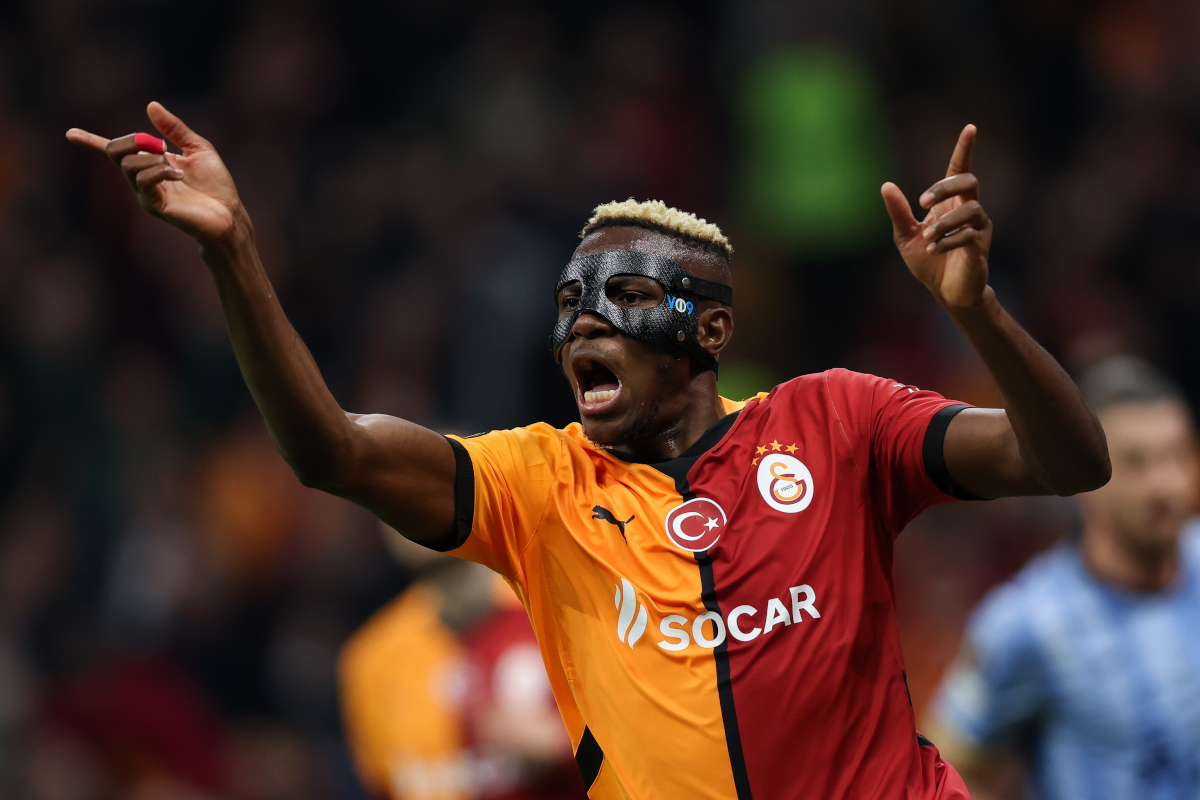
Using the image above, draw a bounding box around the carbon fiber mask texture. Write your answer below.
[549,250,733,373]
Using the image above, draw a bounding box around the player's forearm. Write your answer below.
[66,111,451,514]
[198,209,357,488]
[947,288,1109,495]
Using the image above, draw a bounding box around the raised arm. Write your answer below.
[67,102,457,542]
[881,125,1110,498]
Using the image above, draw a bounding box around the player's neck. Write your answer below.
[609,380,726,459]
[1081,526,1179,594]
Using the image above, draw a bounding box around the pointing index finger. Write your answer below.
[65,128,111,156]
[945,124,977,177]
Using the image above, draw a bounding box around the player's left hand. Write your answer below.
[881,125,993,310]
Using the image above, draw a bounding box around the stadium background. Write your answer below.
[0,0,1196,796]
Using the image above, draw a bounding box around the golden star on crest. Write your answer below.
[769,440,782,451]
[751,457,759,465]
[786,443,798,453]
[755,445,767,455]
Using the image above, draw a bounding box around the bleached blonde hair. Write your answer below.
[580,199,733,261]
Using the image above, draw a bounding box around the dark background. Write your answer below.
[0,0,1197,797]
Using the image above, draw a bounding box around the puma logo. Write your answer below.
[592,506,635,541]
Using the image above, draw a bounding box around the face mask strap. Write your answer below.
[671,274,733,306]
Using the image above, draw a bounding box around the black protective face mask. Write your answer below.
[549,250,733,373]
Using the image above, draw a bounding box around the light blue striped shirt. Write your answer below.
[935,523,1200,800]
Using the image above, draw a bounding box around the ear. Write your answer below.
[697,304,734,358]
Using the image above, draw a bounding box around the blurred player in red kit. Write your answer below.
[340,530,585,800]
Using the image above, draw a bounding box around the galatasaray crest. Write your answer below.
[756,451,814,514]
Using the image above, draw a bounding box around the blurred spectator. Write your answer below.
[928,357,1200,799]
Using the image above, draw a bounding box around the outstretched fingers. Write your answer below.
[65,128,111,155]
[147,101,206,154]
[940,123,979,178]
[944,124,976,177]
[66,99,200,161]
[881,182,920,241]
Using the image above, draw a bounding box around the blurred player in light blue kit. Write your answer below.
[930,356,1200,799]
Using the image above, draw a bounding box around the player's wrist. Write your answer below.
[942,283,997,317]
[198,205,255,263]
[943,286,1006,342]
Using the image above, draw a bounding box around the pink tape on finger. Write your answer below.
[134,132,166,155]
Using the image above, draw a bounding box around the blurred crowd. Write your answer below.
[0,0,1198,797]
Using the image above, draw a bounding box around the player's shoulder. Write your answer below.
[739,368,853,409]
[739,369,896,426]
[453,420,644,490]
[761,368,895,404]
[452,421,575,465]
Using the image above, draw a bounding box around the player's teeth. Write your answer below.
[584,389,617,403]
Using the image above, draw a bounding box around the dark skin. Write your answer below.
[66,106,1110,546]
[556,225,732,456]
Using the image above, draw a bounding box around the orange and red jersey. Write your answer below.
[438,370,974,800]
[339,584,473,800]
[340,578,587,800]
[461,605,588,800]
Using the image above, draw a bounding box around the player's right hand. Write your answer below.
[881,124,993,311]
[66,101,243,244]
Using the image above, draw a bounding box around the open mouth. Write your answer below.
[573,357,623,411]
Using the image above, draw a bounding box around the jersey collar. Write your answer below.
[602,410,741,482]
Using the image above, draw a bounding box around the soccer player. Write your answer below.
[67,104,1110,800]
[340,529,585,800]
[928,356,1200,800]
[339,558,484,800]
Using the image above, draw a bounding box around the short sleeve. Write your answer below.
[440,424,563,583]
[934,582,1048,747]
[824,369,973,534]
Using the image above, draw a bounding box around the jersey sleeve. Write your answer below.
[437,425,563,584]
[824,369,976,534]
[933,581,1048,748]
